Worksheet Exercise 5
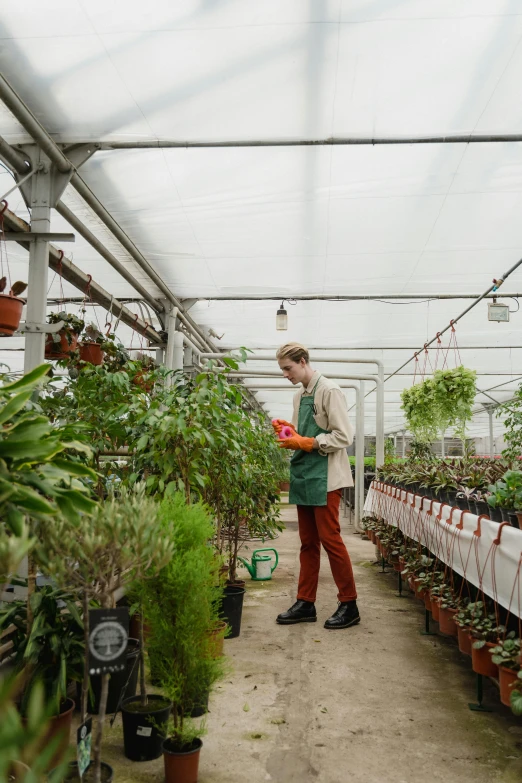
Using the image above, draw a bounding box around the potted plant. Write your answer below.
[490,632,521,706]
[454,599,474,655]
[487,470,522,525]
[438,588,460,637]
[0,279,26,336]
[142,494,227,783]
[0,584,84,770]
[45,312,84,359]
[40,485,173,783]
[78,324,105,366]
[470,606,505,678]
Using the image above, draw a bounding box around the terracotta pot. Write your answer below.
[471,641,498,678]
[398,557,405,572]
[431,597,440,622]
[45,697,75,770]
[499,666,519,707]
[163,737,202,783]
[457,626,472,656]
[392,561,402,572]
[424,592,432,612]
[45,330,79,359]
[207,620,227,658]
[279,481,290,492]
[439,607,458,637]
[0,294,23,336]
[79,342,104,365]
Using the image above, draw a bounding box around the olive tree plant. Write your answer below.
[40,485,173,783]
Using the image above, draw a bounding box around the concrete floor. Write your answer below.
[100,503,522,783]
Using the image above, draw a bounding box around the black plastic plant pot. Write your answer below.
[455,497,469,511]
[52,761,113,782]
[500,507,512,523]
[187,690,209,718]
[508,511,520,529]
[475,500,489,518]
[78,638,140,715]
[488,505,502,523]
[219,585,245,638]
[121,694,172,762]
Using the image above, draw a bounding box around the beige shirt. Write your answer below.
[291,371,354,491]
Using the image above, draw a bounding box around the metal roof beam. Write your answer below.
[2,206,163,344]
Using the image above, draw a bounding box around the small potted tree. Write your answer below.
[41,485,173,783]
[0,279,26,335]
[45,312,85,359]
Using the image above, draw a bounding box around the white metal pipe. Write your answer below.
[357,381,365,532]
[488,407,495,456]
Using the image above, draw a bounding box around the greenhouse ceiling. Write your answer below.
[1,0,522,437]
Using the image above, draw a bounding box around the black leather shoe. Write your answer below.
[324,601,360,629]
[276,600,317,625]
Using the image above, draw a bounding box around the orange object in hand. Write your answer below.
[279,433,315,452]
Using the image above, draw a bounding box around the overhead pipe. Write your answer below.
[99,133,522,150]
[187,293,522,301]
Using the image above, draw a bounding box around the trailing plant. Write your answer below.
[47,311,85,349]
[401,366,476,443]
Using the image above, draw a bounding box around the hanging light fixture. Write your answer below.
[276,301,288,330]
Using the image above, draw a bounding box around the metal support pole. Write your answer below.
[24,155,52,372]
[488,407,495,457]
[441,431,445,458]
[357,381,365,532]
[375,364,385,470]
[402,431,406,459]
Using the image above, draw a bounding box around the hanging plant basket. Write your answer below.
[0,293,24,336]
[438,607,458,637]
[45,329,79,359]
[431,596,440,622]
[79,342,104,365]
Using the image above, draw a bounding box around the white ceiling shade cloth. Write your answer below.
[0,1,521,429]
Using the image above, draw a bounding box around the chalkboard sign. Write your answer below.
[88,607,129,675]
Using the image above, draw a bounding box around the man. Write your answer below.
[273,342,360,630]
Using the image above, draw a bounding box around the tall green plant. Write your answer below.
[143,494,226,748]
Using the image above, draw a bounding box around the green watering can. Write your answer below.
[238,548,279,581]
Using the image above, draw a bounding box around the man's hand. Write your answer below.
[279,433,315,452]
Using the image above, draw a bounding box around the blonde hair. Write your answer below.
[276,342,310,364]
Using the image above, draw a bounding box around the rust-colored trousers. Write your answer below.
[296,489,357,603]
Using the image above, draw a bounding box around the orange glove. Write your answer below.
[279,433,315,452]
[271,418,296,436]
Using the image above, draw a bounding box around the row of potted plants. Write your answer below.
[363,514,522,715]
[378,454,522,527]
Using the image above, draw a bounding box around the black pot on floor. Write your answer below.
[78,638,140,715]
[219,585,245,638]
[121,694,172,762]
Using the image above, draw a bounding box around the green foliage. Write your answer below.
[501,379,522,464]
[401,366,477,443]
[511,672,522,716]
[487,470,522,510]
[0,584,84,716]
[0,677,69,782]
[490,632,521,669]
[0,365,96,541]
[143,494,227,747]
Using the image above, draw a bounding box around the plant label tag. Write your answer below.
[137,726,153,737]
[77,718,92,778]
[88,607,129,675]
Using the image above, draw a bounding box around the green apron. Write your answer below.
[289,377,330,507]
